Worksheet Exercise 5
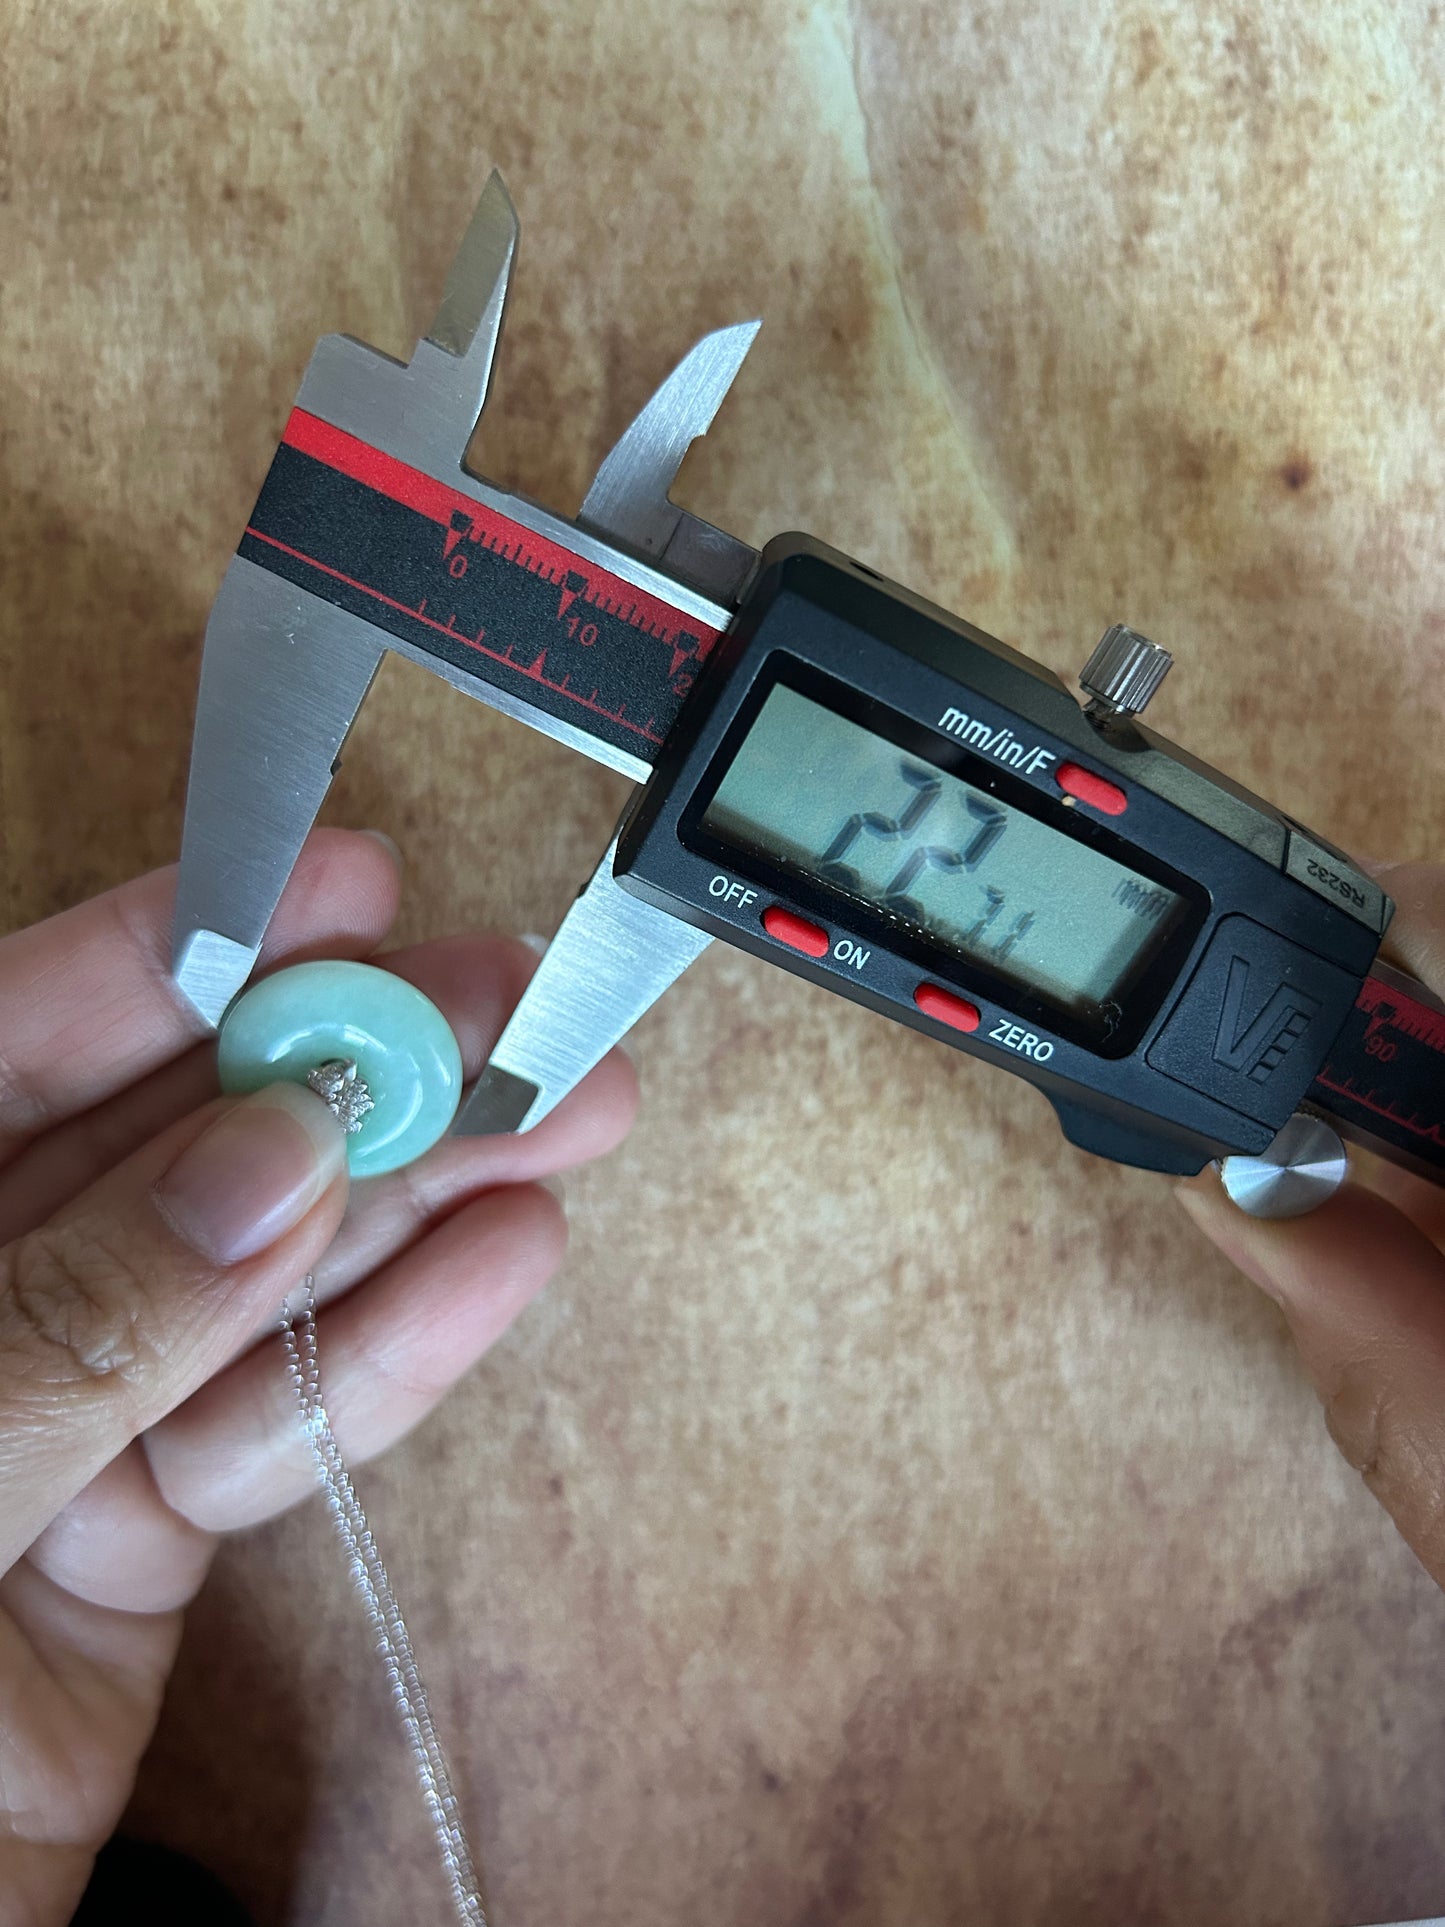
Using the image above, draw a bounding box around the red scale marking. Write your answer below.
[249,409,722,746]
[1313,972,1445,1148]
[1358,976,1445,1052]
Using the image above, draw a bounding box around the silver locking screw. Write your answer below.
[1080,624,1173,717]
[1218,1112,1349,1219]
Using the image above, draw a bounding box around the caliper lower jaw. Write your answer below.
[453,837,713,1136]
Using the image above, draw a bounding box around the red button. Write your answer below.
[762,906,830,958]
[914,983,981,1032]
[1056,761,1127,816]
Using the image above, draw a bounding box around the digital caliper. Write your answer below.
[173,174,1445,1216]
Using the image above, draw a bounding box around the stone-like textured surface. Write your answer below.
[4,2,1445,1921]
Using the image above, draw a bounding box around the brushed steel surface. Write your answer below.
[579,320,762,602]
[175,177,746,1022]
[293,330,733,657]
[173,558,385,1024]
[406,166,517,472]
[424,171,516,367]
[452,835,712,1134]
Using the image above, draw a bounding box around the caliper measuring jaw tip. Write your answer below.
[170,170,760,1029]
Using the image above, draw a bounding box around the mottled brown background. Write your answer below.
[4,1,1445,1921]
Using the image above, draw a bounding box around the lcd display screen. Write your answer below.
[697,683,1186,1017]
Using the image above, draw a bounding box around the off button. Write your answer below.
[762,906,830,959]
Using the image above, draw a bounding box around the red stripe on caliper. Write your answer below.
[1356,972,1445,1052]
[280,409,719,653]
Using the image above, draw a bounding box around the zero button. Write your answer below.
[914,983,981,1033]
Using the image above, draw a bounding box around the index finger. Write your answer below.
[0,828,401,1161]
[1372,860,1445,990]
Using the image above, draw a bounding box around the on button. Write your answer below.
[762,906,830,959]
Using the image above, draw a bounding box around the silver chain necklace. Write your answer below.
[279,1281,487,1924]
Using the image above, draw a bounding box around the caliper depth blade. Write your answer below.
[1306,961,1445,1184]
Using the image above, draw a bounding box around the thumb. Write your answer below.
[1372,858,1445,987]
[1174,856,1445,1581]
[0,1084,347,1570]
[1178,1176,1445,1583]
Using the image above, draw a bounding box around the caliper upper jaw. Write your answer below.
[417,168,518,449]
[452,834,712,1135]
[294,168,519,480]
[578,320,762,606]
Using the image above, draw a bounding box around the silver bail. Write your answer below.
[306,1059,376,1135]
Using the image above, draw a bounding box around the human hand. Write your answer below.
[0,830,636,1925]
[1178,860,1445,1582]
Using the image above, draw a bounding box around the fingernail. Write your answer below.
[361,828,404,874]
[155,1085,346,1265]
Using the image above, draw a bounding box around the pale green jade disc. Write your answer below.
[216,960,464,1177]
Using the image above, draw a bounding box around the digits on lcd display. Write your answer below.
[699,684,1185,1017]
